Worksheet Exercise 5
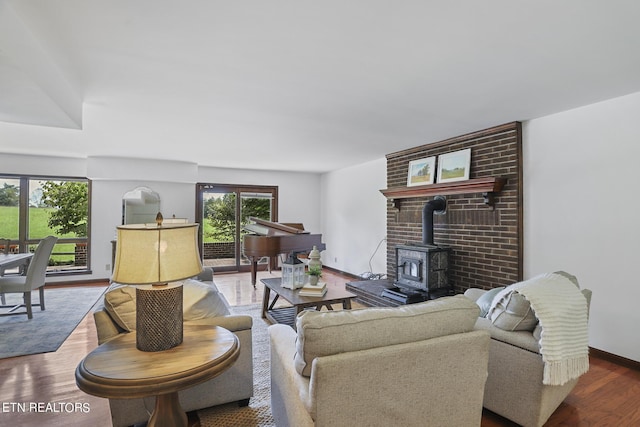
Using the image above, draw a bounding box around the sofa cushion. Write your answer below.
[475,286,505,317]
[474,317,541,353]
[103,279,229,331]
[294,295,480,377]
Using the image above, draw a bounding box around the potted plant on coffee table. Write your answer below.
[306,265,322,286]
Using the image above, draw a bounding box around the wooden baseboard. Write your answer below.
[590,347,640,371]
[322,265,362,280]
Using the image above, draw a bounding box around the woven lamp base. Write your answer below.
[136,283,183,352]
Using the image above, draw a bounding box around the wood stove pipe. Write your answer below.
[422,196,446,246]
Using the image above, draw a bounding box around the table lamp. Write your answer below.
[112,219,202,352]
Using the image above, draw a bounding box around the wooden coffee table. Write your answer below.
[261,277,357,328]
[75,325,239,427]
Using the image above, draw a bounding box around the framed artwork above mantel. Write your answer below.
[437,148,471,183]
[407,157,436,186]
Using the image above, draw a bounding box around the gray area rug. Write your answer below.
[198,303,276,427]
[0,286,106,359]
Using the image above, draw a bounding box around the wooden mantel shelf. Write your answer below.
[380,177,506,208]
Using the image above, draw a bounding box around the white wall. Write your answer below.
[524,91,640,362]
[320,158,387,278]
[90,179,194,278]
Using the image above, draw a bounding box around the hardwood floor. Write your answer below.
[0,288,110,427]
[481,355,640,426]
[1,269,639,426]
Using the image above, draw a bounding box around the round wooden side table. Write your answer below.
[75,324,239,427]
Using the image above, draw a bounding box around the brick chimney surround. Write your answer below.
[383,122,523,295]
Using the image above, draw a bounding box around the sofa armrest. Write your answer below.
[196,267,214,282]
[96,303,252,346]
[93,308,125,345]
[269,324,314,427]
[464,287,486,303]
[186,314,252,333]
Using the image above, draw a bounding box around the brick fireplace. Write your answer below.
[384,122,522,295]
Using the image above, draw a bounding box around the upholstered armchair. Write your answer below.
[269,295,490,427]
[464,271,591,427]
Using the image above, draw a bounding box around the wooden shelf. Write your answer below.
[380,177,506,208]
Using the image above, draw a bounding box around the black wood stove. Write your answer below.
[382,197,451,303]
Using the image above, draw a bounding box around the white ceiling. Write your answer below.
[1,0,640,173]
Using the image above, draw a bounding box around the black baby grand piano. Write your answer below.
[243,217,326,287]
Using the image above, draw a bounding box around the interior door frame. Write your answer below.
[195,183,278,273]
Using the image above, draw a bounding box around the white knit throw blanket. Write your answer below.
[496,273,589,386]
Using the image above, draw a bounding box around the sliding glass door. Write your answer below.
[196,184,277,272]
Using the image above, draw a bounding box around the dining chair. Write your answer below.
[0,238,11,305]
[0,236,58,319]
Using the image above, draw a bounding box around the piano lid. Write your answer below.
[244,217,309,237]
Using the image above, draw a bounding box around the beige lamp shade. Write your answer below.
[112,222,202,352]
[112,223,202,285]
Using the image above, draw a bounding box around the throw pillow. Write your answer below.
[489,290,538,331]
[182,279,230,320]
[475,286,505,318]
[104,284,137,332]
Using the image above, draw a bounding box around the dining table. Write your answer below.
[0,253,34,276]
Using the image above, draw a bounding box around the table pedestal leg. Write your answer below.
[148,392,187,427]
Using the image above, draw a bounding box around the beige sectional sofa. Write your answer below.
[464,272,591,427]
[269,295,490,427]
[92,269,253,427]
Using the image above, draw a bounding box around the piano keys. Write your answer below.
[243,217,326,287]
